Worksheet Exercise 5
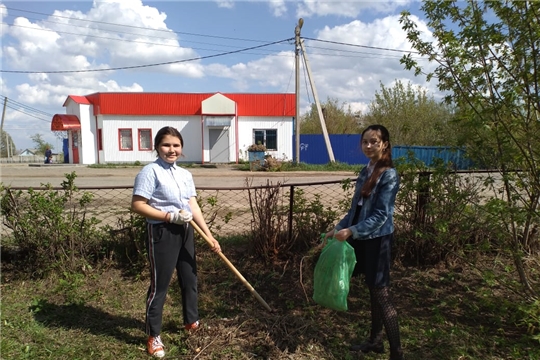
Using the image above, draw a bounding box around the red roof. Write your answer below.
[51,114,81,131]
[65,93,295,117]
[63,95,90,106]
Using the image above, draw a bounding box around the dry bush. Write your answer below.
[246,179,290,260]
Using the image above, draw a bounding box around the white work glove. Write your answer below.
[169,210,193,224]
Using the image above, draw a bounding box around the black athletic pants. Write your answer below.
[145,222,198,336]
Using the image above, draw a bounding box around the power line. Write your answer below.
[0,96,53,122]
[5,20,410,61]
[1,6,426,78]
[304,44,425,60]
[0,38,293,74]
[3,6,420,61]
[3,6,273,44]
[5,21,290,56]
[5,19,418,62]
[303,37,420,54]
[6,105,51,122]
[3,97,53,117]
[3,127,49,131]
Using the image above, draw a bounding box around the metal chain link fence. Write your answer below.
[2,171,505,240]
[1,180,355,239]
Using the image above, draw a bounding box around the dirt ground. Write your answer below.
[0,163,356,188]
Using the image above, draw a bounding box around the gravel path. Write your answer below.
[0,163,357,188]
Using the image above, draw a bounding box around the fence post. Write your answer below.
[415,171,431,225]
[288,185,295,242]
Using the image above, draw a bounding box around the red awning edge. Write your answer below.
[51,114,81,131]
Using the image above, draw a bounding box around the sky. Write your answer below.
[0,0,436,152]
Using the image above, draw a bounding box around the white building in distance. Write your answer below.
[51,92,296,165]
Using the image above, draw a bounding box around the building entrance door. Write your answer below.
[209,128,229,163]
[71,131,80,164]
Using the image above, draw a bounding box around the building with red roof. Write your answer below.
[51,92,296,164]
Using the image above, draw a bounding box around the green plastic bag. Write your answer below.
[313,236,357,311]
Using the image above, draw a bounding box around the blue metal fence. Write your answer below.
[392,146,473,170]
[293,135,473,169]
[296,134,369,165]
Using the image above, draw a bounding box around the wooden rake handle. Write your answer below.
[189,220,272,312]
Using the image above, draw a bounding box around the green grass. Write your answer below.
[86,160,359,172]
[1,236,538,360]
[87,162,145,168]
[88,162,201,169]
[235,160,360,172]
[280,161,359,172]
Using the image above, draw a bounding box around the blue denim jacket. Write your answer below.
[335,167,399,240]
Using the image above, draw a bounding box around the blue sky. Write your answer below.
[0,0,435,152]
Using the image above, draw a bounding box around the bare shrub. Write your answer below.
[247,179,289,260]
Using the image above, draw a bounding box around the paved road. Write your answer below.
[0,163,357,188]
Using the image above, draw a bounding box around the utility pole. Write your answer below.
[1,96,6,158]
[299,39,335,162]
[5,133,10,159]
[294,18,303,163]
[0,96,6,133]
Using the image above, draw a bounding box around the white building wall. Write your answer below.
[79,105,97,165]
[65,100,86,118]
[181,117,203,162]
[69,104,293,165]
[100,116,202,163]
[237,116,294,161]
[66,101,93,164]
[229,119,237,162]
[97,117,104,164]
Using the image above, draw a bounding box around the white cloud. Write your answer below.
[206,51,295,92]
[215,0,234,9]
[205,63,235,78]
[0,4,9,39]
[1,1,439,151]
[97,80,143,92]
[202,13,436,113]
[3,0,205,109]
[2,0,194,150]
[16,83,55,105]
[302,15,437,105]
[296,0,412,18]
[269,0,287,17]
[176,9,440,122]
[348,101,369,115]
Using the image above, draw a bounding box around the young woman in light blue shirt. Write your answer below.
[131,126,221,358]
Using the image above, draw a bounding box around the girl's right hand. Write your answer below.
[324,230,336,241]
[317,230,335,249]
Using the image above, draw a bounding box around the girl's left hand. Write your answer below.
[211,238,221,253]
[334,228,352,242]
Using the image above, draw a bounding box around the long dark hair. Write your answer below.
[360,124,393,197]
[153,126,184,155]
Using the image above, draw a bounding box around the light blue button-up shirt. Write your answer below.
[133,157,197,224]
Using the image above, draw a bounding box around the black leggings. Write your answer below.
[368,286,402,354]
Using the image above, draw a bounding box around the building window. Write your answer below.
[119,128,133,150]
[138,129,152,150]
[254,129,277,151]
[97,129,103,151]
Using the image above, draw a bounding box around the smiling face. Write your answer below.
[157,134,183,164]
[361,129,388,162]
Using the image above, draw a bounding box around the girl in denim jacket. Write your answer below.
[325,124,403,360]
